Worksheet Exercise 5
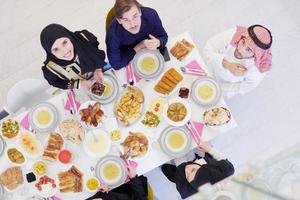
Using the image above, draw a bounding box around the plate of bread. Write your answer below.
[42,132,64,162]
[154,67,183,97]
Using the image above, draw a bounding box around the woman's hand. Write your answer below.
[197,141,213,153]
[126,165,137,179]
[222,59,247,76]
[144,34,160,50]
[93,69,103,83]
[80,80,94,91]
[97,184,108,193]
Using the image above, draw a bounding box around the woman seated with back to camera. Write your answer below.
[161,142,235,199]
[106,0,168,70]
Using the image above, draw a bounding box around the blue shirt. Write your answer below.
[106,7,168,70]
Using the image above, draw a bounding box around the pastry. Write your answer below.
[170,39,194,61]
[154,68,183,95]
[42,132,64,162]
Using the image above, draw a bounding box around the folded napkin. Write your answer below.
[124,159,138,183]
[20,112,30,130]
[185,120,204,145]
[51,196,62,200]
[64,90,80,112]
[126,64,142,84]
[186,60,207,76]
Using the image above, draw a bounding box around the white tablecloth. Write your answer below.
[0,32,236,200]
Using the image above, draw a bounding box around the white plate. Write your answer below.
[18,131,42,159]
[78,101,105,129]
[162,98,192,127]
[35,176,58,198]
[83,129,111,158]
[191,77,221,107]
[0,135,6,157]
[114,86,145,126]
[153,67,184,98]
[5,145,27,166]
[159,126,191,158]
[95,155,127,189]
[29,102,59,133]
[132,49,165,80]
[120,131,150,161]
[89,74,119,104]
[85,177,100,193]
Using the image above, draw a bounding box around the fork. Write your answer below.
[111,69,127,88]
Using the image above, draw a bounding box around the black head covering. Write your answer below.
[40,24,106,73]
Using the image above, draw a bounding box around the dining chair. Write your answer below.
[0,78,52,121]
[105,3,143,31]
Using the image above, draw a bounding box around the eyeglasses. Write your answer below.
[120,12,141,24]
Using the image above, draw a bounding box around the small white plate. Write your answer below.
[163,98,192,127]
[35,176,58,198]
[18,131,42,159]
[5,145,27,166]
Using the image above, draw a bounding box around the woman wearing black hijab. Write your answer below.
[161,142,235,199]
[86,165,148,200]
[40,24,108,90]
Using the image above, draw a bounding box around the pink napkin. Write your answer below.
[186,60,207,75]
[126,64,142,84]
[51,196,62,200]
[124,160,138,183]
[64,90,80,111]
[20,113,30,130]
[185,120,204,145]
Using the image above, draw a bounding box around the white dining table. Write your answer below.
[0,32,237,200]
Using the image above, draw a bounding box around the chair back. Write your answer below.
[4,79,52,114]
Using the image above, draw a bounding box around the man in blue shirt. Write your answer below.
[106,0,168,70]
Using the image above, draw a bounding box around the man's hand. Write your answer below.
[222,59,247,76]
[144,34,160,50]
[93,68,103,83]
[134,40,146,52]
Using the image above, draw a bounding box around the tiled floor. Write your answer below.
[1,0,300,199]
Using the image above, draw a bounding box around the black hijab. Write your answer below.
[40,23,106,73]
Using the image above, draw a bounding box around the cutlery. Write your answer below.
[185,121,200,145]
[69,90,77,115]
[180,66,206,76]
[128,64,134,85]
[91,130,99,143]
[111,69,127,88]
